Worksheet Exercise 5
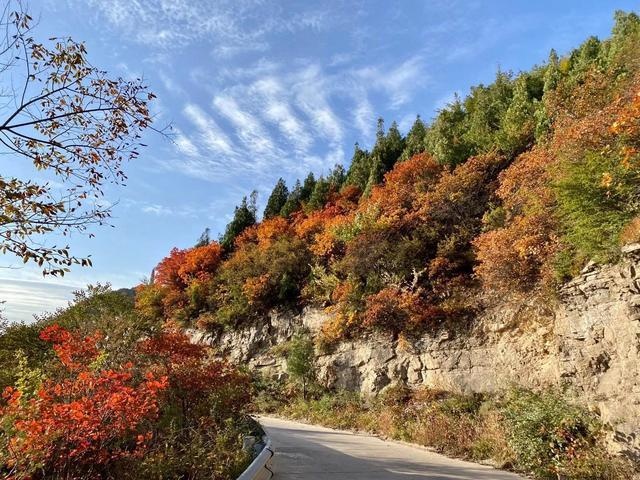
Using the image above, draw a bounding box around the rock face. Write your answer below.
[196,246,640,457]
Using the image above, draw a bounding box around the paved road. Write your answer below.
[259,416,524,480]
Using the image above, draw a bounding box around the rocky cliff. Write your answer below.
[195,245,640,457]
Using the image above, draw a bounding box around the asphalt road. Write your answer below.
[259,416,524,480]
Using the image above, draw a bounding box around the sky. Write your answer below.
[0,0,638,322]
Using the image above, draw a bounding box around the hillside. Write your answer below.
[140,12,640,343]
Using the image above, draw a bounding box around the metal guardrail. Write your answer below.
[237,436,274,480]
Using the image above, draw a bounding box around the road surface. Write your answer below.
[259,416,524,480]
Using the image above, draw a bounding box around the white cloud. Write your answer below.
[293,65,344,147]
[141,204,174,216]
[251,78,313,155]
[353,95,375,140]
[213,95,280,160]
[355,56,428,109]
[78,0,337,56]
[183,103,235,156]
[0,279,72,322]
[174,130,200,157]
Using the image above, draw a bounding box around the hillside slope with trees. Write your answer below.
[139,12,640,347]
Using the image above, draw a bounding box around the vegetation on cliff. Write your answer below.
[140,12,640,346]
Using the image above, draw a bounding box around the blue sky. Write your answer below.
[1,0,637,322]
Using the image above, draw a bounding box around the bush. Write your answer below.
[501,388,632,479]
[0,324,253,480]
[555,150,636,265]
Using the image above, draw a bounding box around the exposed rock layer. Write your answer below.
[195,246,640,456]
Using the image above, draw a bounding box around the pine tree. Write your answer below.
[300,173,316,203]
[263,178,289,219]
[382,121,405,171]
[328,164,346,189]
[400,115,427,161]
[536,49,561,139]
[499,74,537,155]
[195,228,211,247]
[363,156,385,197]
[220,192,257,251]
[306,177,331,212]
[280,180,302,217]
[345,143,371,191]
[426,96,473,166]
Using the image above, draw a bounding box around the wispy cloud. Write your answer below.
[174,129,200,157]
[183,104,235,156]
[293,65,344,147]
[213,95,280,160]
[251,78,313,156]
[0,279,72,322]
[355,56,428,109]
[79,0,337,56]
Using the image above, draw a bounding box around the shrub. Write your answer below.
[0,324,253,480]
[555,150,636,264]
[501,388,625,479]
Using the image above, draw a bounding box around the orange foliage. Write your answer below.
[256,217,291,247]
[138,328,251,413]
[178,242,223,282]
[155,243,223,288]
[1,326,168,474]
[154,247,188,290]
[474,148,560,292]
[39,324,102,372]
[611,85,640,167]
[242,274,271,305]
[367,153,442,226]
[293,189,359,260]
[362,287,445,334]
[234,224,259,249]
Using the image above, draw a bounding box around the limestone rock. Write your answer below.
[197,248,640,458]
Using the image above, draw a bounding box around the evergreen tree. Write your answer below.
[280,180,302,218]
[426,96,473,166]
[263,178,289,219]
[285,334,315,400]
[400,115,428,161]
[536,50,561,139]
[381,120,405,171]
[363,156,385,197]
[499,74,537,155]
[543,49,561,93]
[327,164,346,189]
[194,228,211,247]
[306,177,331,212]
[462,70,514,154]
[567,36,601,81]
[220,192,257,251]
[345,143,371,191]
[300,172,316,203]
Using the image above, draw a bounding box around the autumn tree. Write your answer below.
[0,325,168,477]
[0,3,155,275]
